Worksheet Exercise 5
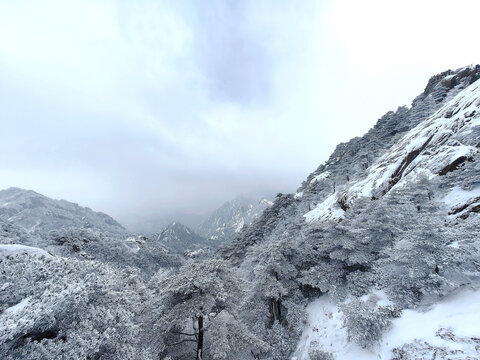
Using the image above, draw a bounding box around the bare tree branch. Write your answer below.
[172,331,197,337]
[165,338,197,347]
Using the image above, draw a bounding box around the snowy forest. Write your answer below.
[1,65,480,359]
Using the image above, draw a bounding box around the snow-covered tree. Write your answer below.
[0,250,149,359]
[147,258,265,360]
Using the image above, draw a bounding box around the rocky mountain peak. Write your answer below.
[196,195,273,247]
[155,221,206,254]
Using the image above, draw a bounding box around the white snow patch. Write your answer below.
[185,248,207,258]
[360,289,394,308]
[0,244,52,259]
[124,237,141,253]
[442,74,456,82]
[1,283,10,291]
[443,186,480,208]
[294,192,304,200]
[292,296,372,360]
[304,194,344,223]
[382,290,480,355]
[235,218,245,233]
[310,171,331,184]
[293,289,480,360]
[448,241,460,249]
[3,298,30,315]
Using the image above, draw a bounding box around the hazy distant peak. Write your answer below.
[155,221,206,254]
[196,194,273,246]
[163,221,193,233]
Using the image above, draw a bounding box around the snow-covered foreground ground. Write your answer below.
[0,244,52,259]
[292,289,480,359]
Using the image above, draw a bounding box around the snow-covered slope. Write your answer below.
[304,67,480,222]
[293,290,480,360]
[224,65,480,258]
[0,189,182,276]
[217,65,480,359]
[0,187,126,235]
[196,196,273,247]
[0,244,52,259]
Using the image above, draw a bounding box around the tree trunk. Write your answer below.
[272,272,283,323]
[196,316,204,360]
[271,298,282,323]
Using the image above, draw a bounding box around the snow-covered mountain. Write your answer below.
[2,65,480,360]
[0,188,182,276]
[0,187,126,235]
[223,65,480,259]
[154,221,207,254]
[218,64,480,359]
[196,196,273,247]
[303,66,480,223]
[125,211,207,234]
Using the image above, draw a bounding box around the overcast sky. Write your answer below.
[0,0,479,228]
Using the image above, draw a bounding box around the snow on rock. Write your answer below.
[124,237,141,253]
[345,77,480,206]
[304,194,345,222]
[294,191,304,200]
[0,244,52,259]
[196,196,273,246]
[293,290,480,360]
[3,298,30,315]
[235,218,245,233]
[310,171,331,184]
[443,186,480,220]
[292,296,372,360]
[448,241,461,249]
[443,186,480,208]
[302,78,480,223]
[259,198,274,206]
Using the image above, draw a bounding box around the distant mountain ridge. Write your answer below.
[0,187,273,261]
[0,187,182,276]
[0,187,126,235]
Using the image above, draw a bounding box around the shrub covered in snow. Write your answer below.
[0,251,150,360]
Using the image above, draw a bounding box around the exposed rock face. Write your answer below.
[155,221,207,254]
[196,196,273,248]
[222,64,480,262]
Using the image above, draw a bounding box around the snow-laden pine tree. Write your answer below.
[145,258,267,360]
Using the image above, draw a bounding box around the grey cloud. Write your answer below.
[191,1,273,105]
[1,0,477,230]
